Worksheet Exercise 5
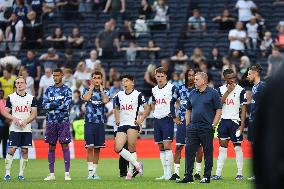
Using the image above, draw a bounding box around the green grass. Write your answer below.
[0,158,254,189]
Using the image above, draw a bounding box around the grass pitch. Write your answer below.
[0,158,254,189]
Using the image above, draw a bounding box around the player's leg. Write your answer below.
[194,145,203,180]
[93,148,100,178]
[212,119,229,180]
[125,128,141,179]
[247,121,255,180]
[162,117,174,180]
[4,131,20,181]
[58,121,72,180]
[154,118,166,180]
[92,123,105,179]
[18,132,32,180]
[119,143,128,177]
[85,122,95,178]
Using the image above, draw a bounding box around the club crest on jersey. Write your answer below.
[155,98,167,105]
[15,106,29,112]
[224,99,235,105]
[121,104,133,110]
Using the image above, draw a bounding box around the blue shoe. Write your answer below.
[211,175,222,180]
[235,175,243,180]
[18,175,25,181]
[4,175,11,181]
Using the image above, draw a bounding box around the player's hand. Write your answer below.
[99,84,104,93]
[134,119,143,126]
[12,117,21,127]
[227,83,236,93]
[173,117,182,125]
[138,125,143,134]
[115,121,120,126]
[236,127,243,137]
[19,120,28,128]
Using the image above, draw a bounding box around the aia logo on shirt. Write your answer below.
[121,104,133,110]
[155,98,167,105]
[15,106,29,112]
[224,99,235,105]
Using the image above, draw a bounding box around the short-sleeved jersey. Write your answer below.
[42,84,72,123]
[173,84,195,121]
[83,87,110,124]
[114,90,146,127]
[249,81,266,122]
[152,83,177,119]
[0,76,16,98]
[186,87,222,127]
[6,92,37,132]
[217,84,247,122]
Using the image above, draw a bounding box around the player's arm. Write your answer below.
[42,88,60,110]
[100,85,110,104]
[220,84,235,104]
[1,97,20,126]
[113,95,120,126]
[212,90,223,128]
[238,90,247,134]
[185,98,192,126]
[82,85,95,102]
[170,86,182,124]
[57,88,72,110]
[135,94,148,126]
[21,98,38,127]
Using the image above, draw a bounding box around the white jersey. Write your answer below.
[217,84,247,122]
[152,82,176,119]
[6,92,37,132]
[114,90,146,127]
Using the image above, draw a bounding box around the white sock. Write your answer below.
[119,148,139,168]
[19,158,28,176]
[216,147,227,176]
[93,164,98,175]
[5,154,14,176]
[234,146,243,176]
[65,172,70,176]
[50,173,55,177]
[174,163,180,176]
[160,151,166,176]
[165,150,173,177]
[128,152,137,175]
[195,162,202,174]
[87,162,94,176]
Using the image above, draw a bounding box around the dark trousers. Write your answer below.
[185,126,214,178]
[0,126,9,158]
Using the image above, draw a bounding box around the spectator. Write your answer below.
[235,0,257,23]
[121,41,140,64]
[228,21,246,54]
[212,8,235,32]
[103,0,126,20]
[189,47,207,68]
[85,49,101,73]
[19,67,35,95]
[140,39,160,62]
[169,72,183,87]
[37,67,54,99]
[151,0,169,30]
[109,79,122,99]
[71,79,84,95]
[265,48,284,79]
[187,9,206,34]
[46,27,67,49]
[207,47,223,70]
[42,0,57,18]
[0,29,5,52]
[20,50,41,81]
[143,63,156,97]
[171,49,188,73]
[0,51,21,68]
[119,19,135,41]
[274,26,284,50]
[73,61,91,84]
[221,56,237,79]
[0,89,8,159]
[28,0,44,18]
[67,26,84,49]
[13,0,28,21]
[95,22,120,59]
[274,0,284,5]
[138,0,152,20]
[199,61,214,87]
[0,65,16,98]
[260,31,273,57]
[106,67,120,88]
[0,0,13,32]
[160,58,172,79]
[62,68,74,88]
[5,12,23,52]
[78,0,93,13]
[38,47,59,70]
[57,0,79,19]
[134,15,149,38]
[60,48,77,70]
[23,11,43,49]
[238,55,251,88]
[246,16,260,51]
[69,89,84,122]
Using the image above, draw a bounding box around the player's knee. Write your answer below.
[21,148,28,155]
[128,145,136,152]
[114,145,123,154]
[87,146,94,153]
[49,144,56,151]
[175,145,183,152]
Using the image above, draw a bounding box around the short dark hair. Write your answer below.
[185,68,196,84]
[91,71,103,78]
[53,68,63,73]
[223,69,235,77]
[73,89,81,95]
[155,67,167,75]
[249,64,263,74]
[120,74,134,81]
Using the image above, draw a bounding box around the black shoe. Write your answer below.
[194,173,201,180]
[200,177,210,183]
[177,177,194,183]
[169,173,180,180]
[132,170,139,178]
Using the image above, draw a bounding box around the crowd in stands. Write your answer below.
[0,0,283,135]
